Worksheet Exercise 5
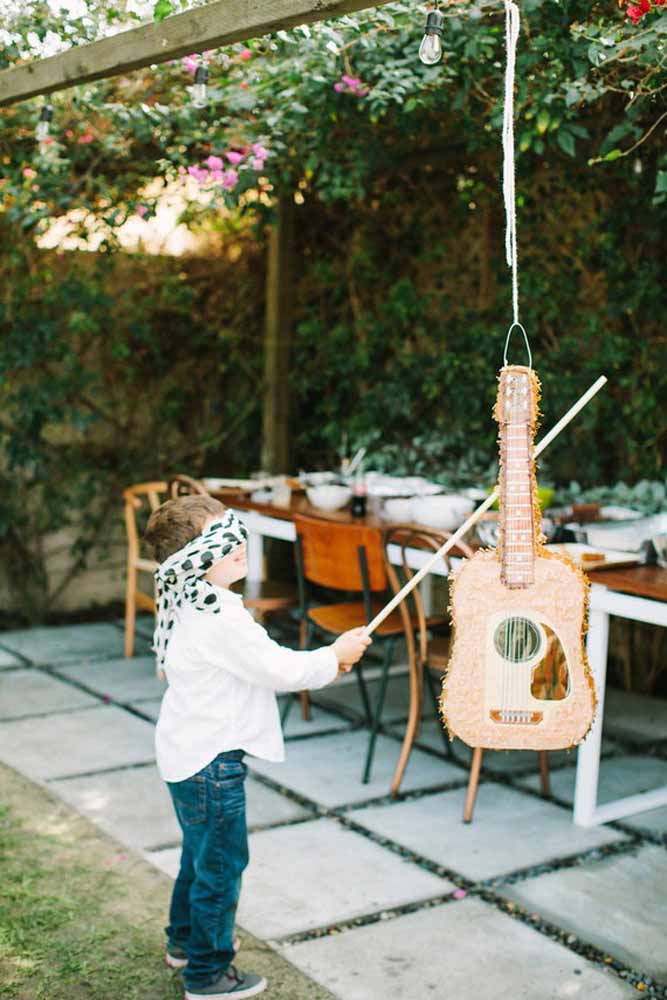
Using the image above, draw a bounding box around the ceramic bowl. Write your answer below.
[410,494,475,532]
[380,497,414,522]
[306,484,352,512]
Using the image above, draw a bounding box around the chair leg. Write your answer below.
[390,644,421,797]
[424,667,456,761]
[282,620,312,727]
[362,639,394,785]
[298,618,311,721]
[538,750,550,797]
[124,572,136,659]
[463,747,484,823]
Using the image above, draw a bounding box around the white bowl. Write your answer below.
[380,497,414,522]
[306,484,352,512]
[411,494,474,532]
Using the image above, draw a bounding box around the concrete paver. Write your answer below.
[55,654,165,703]
[516,754,667,836]
[501,845,667,980]
[0,622,139,666]
[50,764,179,850]
[314,667,414,723]
[0,705,155,781]
[248,729,461,808]
[604,688,667,743]
[0,668,98,719]
[282,897,638,999]
[0,648,22,669]
[352,784,627,881]
[237,817,452,938]
[0,620,664,999]
[51,767,314,851]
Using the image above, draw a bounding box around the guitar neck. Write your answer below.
[499,420,536,589]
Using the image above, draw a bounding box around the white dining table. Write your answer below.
[232,506,667,828]
[574,582,667,827]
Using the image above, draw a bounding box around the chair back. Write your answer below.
[123,475,209,563]
[382,525,474,665]
[169,474,209,498]
[123,481,169,565]
[293,514,387,593]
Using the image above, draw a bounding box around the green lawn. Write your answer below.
[0,762,333,1000]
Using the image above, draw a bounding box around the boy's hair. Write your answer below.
[144,495,226,564]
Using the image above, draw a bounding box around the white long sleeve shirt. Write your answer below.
[155,584,338,782]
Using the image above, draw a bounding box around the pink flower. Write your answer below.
[182,54,199,75]
[65,129,74,138]
[222,169,238,190]
[334,74,369,96]
[251,143,268,159]
[250,156,265,171]
[452,888,467,900]
[78,132,94,144]
[187,165,209,183]
[135,204,148,217]
[22,167,36,178]
[205,154,224,171]
[226,150,244,165]
[240,48,252,60]
[209,169,224,184]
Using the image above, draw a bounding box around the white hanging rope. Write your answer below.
[502,0,531,368]
[503,0,520,322]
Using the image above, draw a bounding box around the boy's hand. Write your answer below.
[332,627,372,668]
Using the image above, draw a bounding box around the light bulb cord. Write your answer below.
[502,0,531,368]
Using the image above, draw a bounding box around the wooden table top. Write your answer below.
[586,564,667,603]
[213,490,390,529]
[211,490,476,558]
[213,492,667,603]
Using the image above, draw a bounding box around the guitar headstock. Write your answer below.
[494,365,536,426]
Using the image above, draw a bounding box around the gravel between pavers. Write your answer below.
[0,761,336,1000]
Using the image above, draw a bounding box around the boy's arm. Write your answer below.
[205,604,339,692]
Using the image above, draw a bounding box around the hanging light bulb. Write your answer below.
[419,9,445,65]
[36,103,53,143]
[191,59,209,109]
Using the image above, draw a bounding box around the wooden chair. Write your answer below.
[383,525,550,821]
[123,480,168,657]
[288,515,448,784]
[123,476,298,658]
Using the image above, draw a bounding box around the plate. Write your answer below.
[546,543,640,571]
[203,477,274,492]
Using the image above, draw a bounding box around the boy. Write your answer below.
[145,495,371,1000]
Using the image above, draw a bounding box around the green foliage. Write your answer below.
[0,2,665,616]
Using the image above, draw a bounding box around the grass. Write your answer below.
[0,762,334,1000]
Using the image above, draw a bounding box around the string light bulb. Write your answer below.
[36,103,53,143]
[191,59,209,109]
[419,9,445,65]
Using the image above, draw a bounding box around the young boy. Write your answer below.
[145,495,371,1000]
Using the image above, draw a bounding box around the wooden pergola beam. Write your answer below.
[0,0,393,108]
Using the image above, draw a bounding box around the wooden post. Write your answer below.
[0,0,396,107]
[261,195,294,475]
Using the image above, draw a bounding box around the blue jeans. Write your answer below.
[165,750,249,989]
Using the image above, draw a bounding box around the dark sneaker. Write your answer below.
[167,937,240,970]
[184,965,267,999]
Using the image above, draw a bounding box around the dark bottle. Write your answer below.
[350,476,367,518]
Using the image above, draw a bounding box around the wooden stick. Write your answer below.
[365,375,608,636]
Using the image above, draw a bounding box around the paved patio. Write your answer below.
[0,617,665,999]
